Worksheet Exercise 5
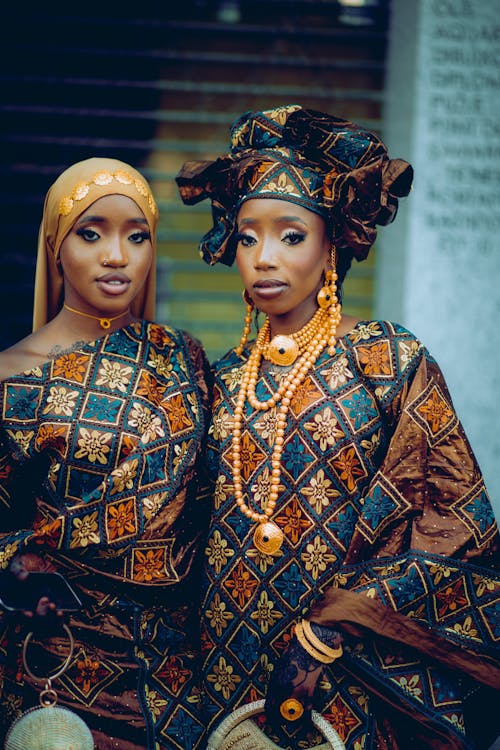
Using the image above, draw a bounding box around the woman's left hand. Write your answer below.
[9,552,55,582]
[264,622,343,732]
[264,633,323,732]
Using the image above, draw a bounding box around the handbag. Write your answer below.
[4,623,94,750]
[207,699,346,750]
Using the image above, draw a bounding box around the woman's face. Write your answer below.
[59,194,153,317]
[235,198,330,333]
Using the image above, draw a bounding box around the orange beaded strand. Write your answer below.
[231,308,335,528]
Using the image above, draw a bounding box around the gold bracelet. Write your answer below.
[295,621,334,664]
[301,619,343,661]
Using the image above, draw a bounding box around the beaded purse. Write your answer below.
[4,624,94,750]
[206,699,346,750]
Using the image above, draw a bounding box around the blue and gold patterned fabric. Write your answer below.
[201,320,499,749]
[0,321,211,750]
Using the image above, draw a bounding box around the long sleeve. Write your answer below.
[342,348,497,564]
[306,336,499,743]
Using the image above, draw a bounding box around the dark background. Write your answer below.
[1,2,390,357]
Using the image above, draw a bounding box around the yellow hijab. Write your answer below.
[33,157,158,331]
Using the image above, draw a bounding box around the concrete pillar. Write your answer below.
[377,0,500,517]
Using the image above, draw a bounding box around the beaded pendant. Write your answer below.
[253,520,284,554]
[265,335,299,366]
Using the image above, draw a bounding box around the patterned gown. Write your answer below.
[0,321,212,750]
[201,320,499,750]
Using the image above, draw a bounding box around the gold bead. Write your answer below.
[280,698,304,722]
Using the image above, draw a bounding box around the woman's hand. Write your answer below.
[265,634,323,732]
[8,553,62,619]
[9,552,54,581]
[264,621,343,732]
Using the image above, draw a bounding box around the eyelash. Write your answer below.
[75,228,151,244]
[282,231,305,245]
[236,230,306,247]
[76,228,99,242]
[129,231,151,244]
[235,232,255,247]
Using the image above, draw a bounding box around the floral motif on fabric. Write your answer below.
[323,693,363,744]
[408,380,457,444]
[450,482,497,547]
[330,443,367,493]
[70,510,100,548]
[35,422,68,454]
[135,371,167,406]
[52,352,91,383]
[355,339,394,378]
[164,392,194,435]
[358,474,412,543]
[128,541,180,584]
[338,384,378,434]
[4,385,42,422]
[154,655,192,697]
[60,649,123,706]
[224,559,259,610]
[105,497,137,542]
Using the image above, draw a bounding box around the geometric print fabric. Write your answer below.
[0,322,211,748]
[202,320,499,749]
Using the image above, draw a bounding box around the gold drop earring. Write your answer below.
[317,245,342,354]
[235,289,254,355]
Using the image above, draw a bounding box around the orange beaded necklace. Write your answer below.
[231,300,341,555]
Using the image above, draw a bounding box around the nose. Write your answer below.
[254,237,277,269]
[101,235,128,267]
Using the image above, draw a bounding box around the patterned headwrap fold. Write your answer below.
[33,157,158,331]
[176,104,413,266]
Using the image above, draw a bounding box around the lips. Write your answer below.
[253,279,288,299]
[253,279,286,288]
[96,272,131,295]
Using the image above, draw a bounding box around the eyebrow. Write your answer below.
[239,215,308,226]
[75,215,149,227]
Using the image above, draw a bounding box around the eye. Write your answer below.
[76,228,100,242]
[129,231,151,245]
[235,232,256,247]
[282,230,305,246]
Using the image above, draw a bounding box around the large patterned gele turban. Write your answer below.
[176,104,413,266]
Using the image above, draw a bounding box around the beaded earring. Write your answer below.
[235,289,254,355]
[317,245,342,354]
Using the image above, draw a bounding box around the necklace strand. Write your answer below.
[263,307,325,367]
[63,304,129,330]
[231,308,334,535]
[248,309,327,411]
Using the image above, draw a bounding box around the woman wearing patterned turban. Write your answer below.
[177,105,499,749]
[0,157,212,749]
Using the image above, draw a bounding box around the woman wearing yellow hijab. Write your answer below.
[0,158,211,749]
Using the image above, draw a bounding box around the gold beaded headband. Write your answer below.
[58,169,158,218]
